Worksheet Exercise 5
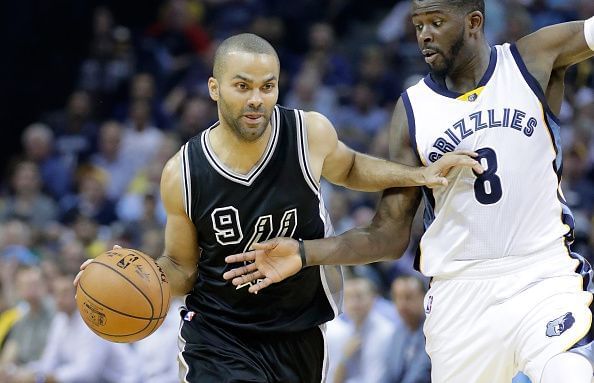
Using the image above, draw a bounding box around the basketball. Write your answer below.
[76,248,171,343]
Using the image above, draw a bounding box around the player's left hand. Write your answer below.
[223,237,302,294]
[422,150,483,188]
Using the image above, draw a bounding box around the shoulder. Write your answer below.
[303,111,337,142]
[160,150,185,213]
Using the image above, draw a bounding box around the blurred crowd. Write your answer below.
[0,0,592,382]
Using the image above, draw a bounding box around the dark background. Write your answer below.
[0,0,162,167]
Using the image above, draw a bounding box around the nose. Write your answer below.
[247,89,263,109]
[418,26,433,45]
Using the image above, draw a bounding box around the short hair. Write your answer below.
[213,33,279,78]
[450,0,484,15]
[414,0,485,16]
[414,0,485,28]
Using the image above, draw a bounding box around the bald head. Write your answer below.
[213,33,279,79]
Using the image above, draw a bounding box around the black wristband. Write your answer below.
[298,238,307,269]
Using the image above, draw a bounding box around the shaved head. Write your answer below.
[213,33,280,79]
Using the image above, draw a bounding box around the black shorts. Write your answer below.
[178,311,326,383]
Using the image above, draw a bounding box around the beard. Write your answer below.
[219,98,271,142]
[430,29,466,79]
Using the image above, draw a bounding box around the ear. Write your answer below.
[467,10,484,35]
[208,77,219,102]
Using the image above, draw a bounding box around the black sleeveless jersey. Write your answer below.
[180,105,343,333]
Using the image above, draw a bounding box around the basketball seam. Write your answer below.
[78,283,160,338]
[131,249,168,337]
[86,261,156,318]
[78,280,166,320]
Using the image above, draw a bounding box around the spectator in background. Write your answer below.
[4,274,135,383]
[284,66,338,121]
[304,22,353,90]
[131,298,181,383]
[117,133,178,224]
[0,220,37,269]
[334,82,390,151]
[144,0,211,90]
[326,277,395,383]
[0,161,58,230]
[173,96,217,142]
[60,165,118,227]
[69,213,109,259]
[382,275,431,383]
[0,279,23,352]
[121,99,164,171]
[56,239,89,276]
[113,72,171,130]
[78,6,134,119]
[91,121,137,200]
[356,46,403,108]
[20,123,72,199]
[43,90,97,168]
[0,267,54,370]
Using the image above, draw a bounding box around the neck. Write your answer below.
[445,42,491,94]
[208,122,272,175]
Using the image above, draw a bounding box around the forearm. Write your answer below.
[340,152,424,191]
[156,255,196,296]
[305,187,420,266]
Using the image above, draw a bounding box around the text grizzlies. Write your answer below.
[428,108,537,162]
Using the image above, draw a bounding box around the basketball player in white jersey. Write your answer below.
[224,2,594,382]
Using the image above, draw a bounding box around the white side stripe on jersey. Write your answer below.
[295,109,319,194]
[181,143,192,221]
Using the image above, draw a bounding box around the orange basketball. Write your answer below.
[76,248,171,343]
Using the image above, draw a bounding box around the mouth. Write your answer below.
[422,49,439,64]
[242,114,265,124]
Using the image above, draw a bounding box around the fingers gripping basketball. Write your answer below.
[76,248,171,343]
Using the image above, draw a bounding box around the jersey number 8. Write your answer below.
[473,147,503,205]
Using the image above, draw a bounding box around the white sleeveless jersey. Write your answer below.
[404,43,573,278]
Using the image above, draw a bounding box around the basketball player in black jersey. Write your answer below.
[75,33,480,383]
[224,3,594,383]
[165,33,481,383]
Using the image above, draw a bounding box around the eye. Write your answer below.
[236,83,248,90]
[433,19,443,27]
[414,24,423,31]
[262,83,275,91]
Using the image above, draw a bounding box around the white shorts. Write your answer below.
[423,250,593,383]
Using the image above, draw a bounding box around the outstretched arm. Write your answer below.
[157,152,201,297]
[305,112,481,191]
[516,19,594,92]
[223,98,422,292]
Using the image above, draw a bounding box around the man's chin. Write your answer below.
[237,125,267,142]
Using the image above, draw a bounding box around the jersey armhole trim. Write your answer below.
[508,43,561,125]
[295,109,320,194]
[180,143,193,221]
[402,91,425,165]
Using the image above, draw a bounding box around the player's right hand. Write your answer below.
[223,238,302,294]
[421,150,484,188]
[73,245,121,287]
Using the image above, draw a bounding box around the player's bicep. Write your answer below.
[160,153,200,272]
[321,139,356,186]
[517,21,594,88]
[305,111,356,185]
